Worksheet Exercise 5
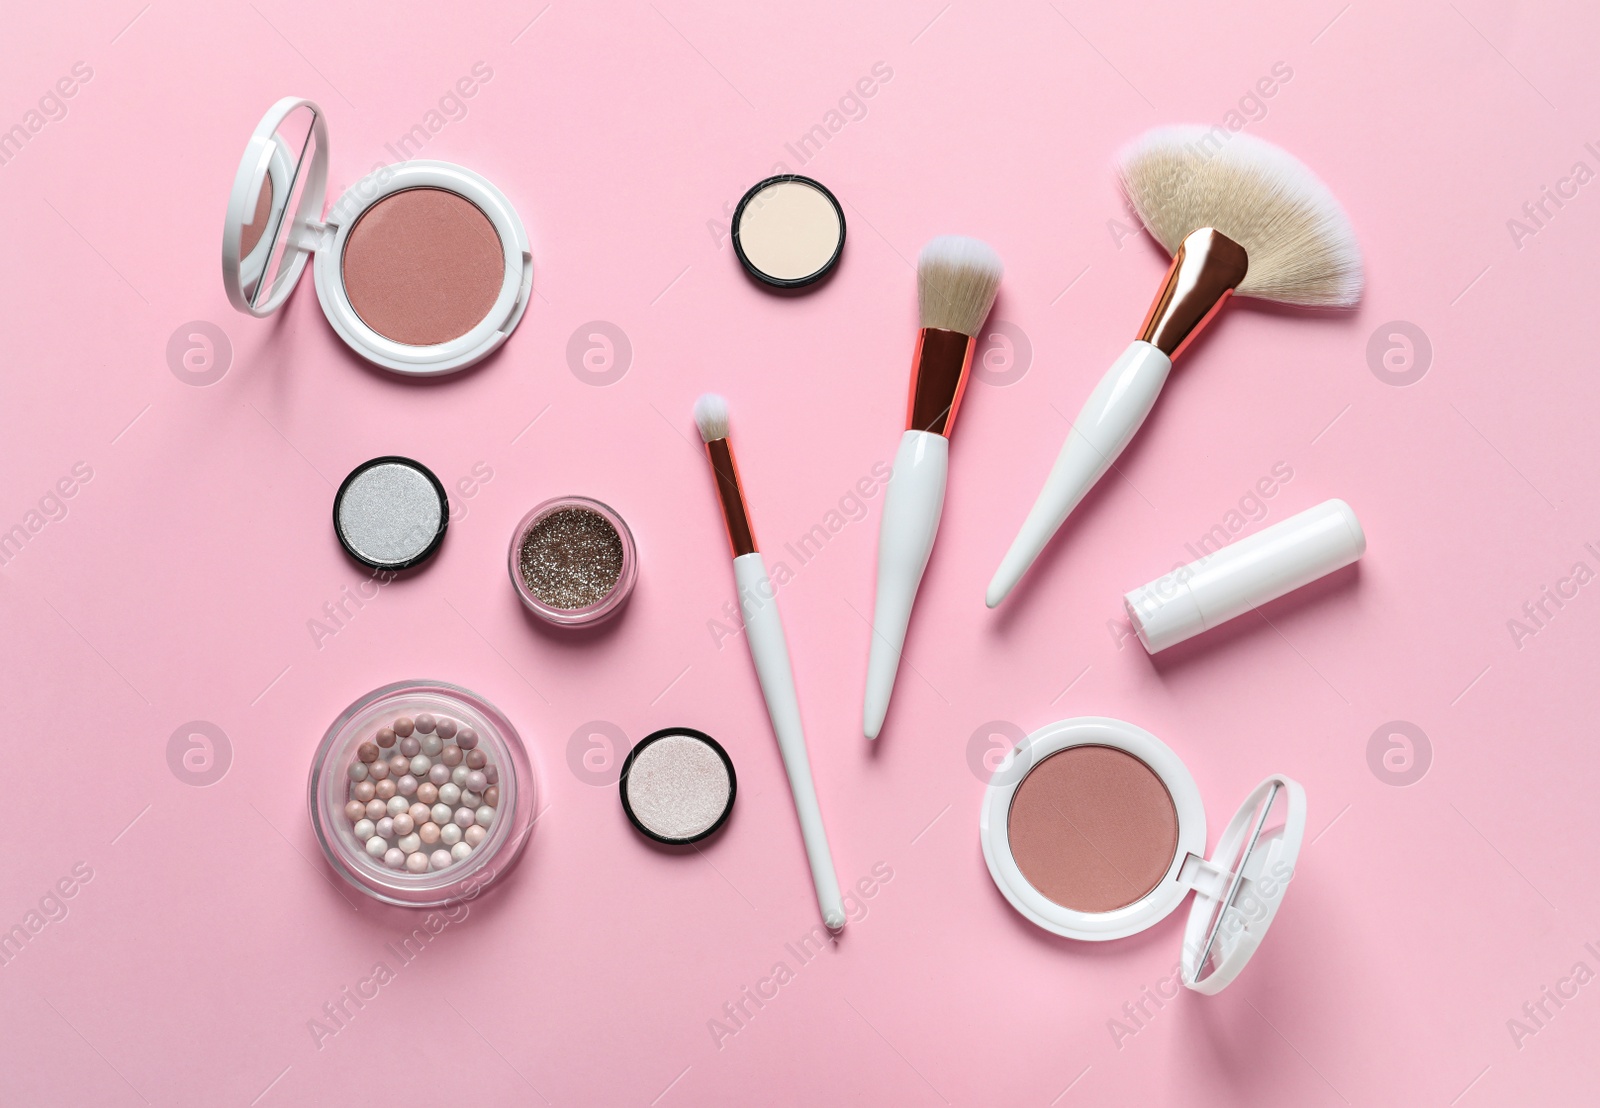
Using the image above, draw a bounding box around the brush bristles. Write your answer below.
[917,235,1004,335]
[693,393,730,443]
[1118,126,1363,308]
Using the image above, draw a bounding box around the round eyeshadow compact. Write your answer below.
[731,175,845,288]
[223,96,532,375]
[619,728,736,845]
[333,457,449,571]
[308,680,536,906]
[978,717,1305,995]
[508,496,637,627]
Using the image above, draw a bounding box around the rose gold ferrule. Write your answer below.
[1137,228,1250,361]
[705,437,757,558]
[905,327,977,437]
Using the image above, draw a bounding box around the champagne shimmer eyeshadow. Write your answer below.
[341,187,505,346]
[619,729,736,845]
[1006,745,1178,913]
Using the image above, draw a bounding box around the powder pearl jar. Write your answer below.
[309,680,535,907]
[508,496,637,627]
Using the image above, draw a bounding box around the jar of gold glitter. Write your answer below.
[508,496,638,627]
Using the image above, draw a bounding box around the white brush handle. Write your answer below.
[733,552,845,930]
[986,340,1172,608]
[863,430,948,739]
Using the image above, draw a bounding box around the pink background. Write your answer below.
[1,1,1597,1104]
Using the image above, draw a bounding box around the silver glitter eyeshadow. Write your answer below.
[623,733,734,843]
[336,461,446,568]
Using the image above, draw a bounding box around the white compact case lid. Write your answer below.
[1125,498,1365,653]
[222,98,532,375]
[979,717,1306,994]
[1179,774,1306,994]
[223,96,328,318]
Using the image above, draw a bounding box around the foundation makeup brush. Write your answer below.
[694,393,845,930]
[863,236,1003,740]
[986,126,1363,608]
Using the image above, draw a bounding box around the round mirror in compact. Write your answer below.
[223,97,532,376]
[978,716,1305,994]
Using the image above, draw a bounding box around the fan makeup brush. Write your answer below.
[986,126,1363,608]
[863,235,1003,740]
[693,394,846,930]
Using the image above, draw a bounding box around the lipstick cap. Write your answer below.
[1124,499,1366,653]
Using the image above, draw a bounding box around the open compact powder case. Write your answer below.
[309,680,536,906]
[223,97,532,375]
[979,717,1305,994]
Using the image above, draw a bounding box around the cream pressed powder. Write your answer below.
[732,176,845,287]
[341,187,505,346]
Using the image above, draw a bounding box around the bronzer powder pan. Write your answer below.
[979,717,1306,994]
[223,97,532,375]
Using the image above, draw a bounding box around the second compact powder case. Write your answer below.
[979,716,1305,994]
[223,97,532,375]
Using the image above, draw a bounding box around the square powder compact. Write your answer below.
[979,717,1305,994]
[308,680,537,906]
[223,97,532,375]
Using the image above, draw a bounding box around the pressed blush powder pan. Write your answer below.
[334,457,449,571]
[223,96,532,375]
[1007,746,1178,913]
[508,496,637,627]
[979,716,1306,995]
[342,188,506,346]
[732,175,845,288]
[619,728,736,845]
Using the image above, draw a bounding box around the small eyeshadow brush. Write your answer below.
[694,394,845,930]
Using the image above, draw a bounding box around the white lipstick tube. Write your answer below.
[1123,498,1366,653]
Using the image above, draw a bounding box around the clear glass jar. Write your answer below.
[308,680,535,907]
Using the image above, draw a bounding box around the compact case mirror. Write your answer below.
[223,97,532,375]
[979,717,1305,994]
